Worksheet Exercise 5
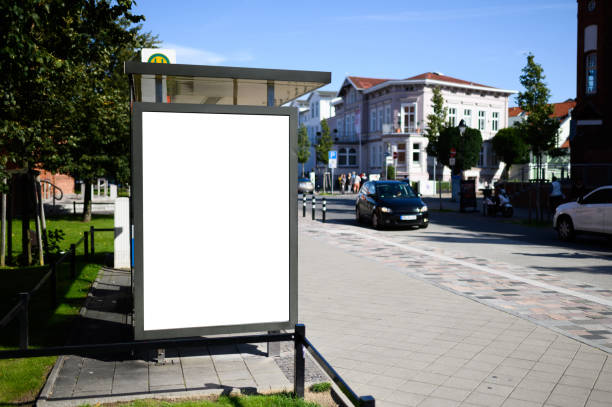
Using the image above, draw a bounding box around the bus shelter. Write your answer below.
[125,61,330,340]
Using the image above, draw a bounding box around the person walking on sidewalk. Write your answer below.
[340,173,346,194]
[550,176,564,214]
[353,172,361,193]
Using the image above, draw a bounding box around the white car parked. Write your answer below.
[553,185,612,241]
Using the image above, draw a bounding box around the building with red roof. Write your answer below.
[327,72,516,188]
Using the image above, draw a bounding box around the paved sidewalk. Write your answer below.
[299,217,612,407]
[38,268,306,407]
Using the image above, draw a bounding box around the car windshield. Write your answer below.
[376,183,416,199]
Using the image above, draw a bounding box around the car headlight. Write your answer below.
[379,207,392,213]
[419,205,428,213]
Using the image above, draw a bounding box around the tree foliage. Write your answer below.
[296,125,310,176]
[315,119,333,165]
[436,127,483,175]
[515,53,560,156]
[491,127,530,179]
[425,86,448,157]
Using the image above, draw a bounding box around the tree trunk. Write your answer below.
[32,178,44,266]
[82,181,92,222]
[501,164,510,181]
[36,180,48,260]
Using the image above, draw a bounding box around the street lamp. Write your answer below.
[458,119,467,136]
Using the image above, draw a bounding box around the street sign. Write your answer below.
[393,151,398,159]
[450,148,456,158]
[449,157,456,166]
[386,156,394,166]
[328,150,337,169]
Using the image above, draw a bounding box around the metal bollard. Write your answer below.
[360,395,376,407]
[322,198,326,222]
[294,324,305,398]
[70,244,76,279]
[19,292,29,350]
[302,193,306,217]
[84,231,89,259]
[90,226,95,258]
[73,201,76,214]
[311,195,316,220]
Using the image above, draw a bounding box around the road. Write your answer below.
[309,195,612,290]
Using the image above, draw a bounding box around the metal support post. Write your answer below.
[19,292,29,350]
[90,226,95,258]
[73,201,76,214]
[311,195,316,220]
[50,265,57,308]
[156,348,165,364]
[267,330,280,357]
[302,193,306,217]
[294,324,305,398]
[360,395,376,407]
[84,231,89,259]
[322,198,326,223]
[70,244,76,279]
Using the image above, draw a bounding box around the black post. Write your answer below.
[360,395,376,407]
[50,264,57,308]
[528,189,532,224]
[311,195,316,220]
[302,193,306,217]
[70,243,76,279]
[84,231,89,259]
[90,226,95,258]
[73,201,76,214]
[7,187,12,265]
[294,324,305,398]
[322,198,326,223]
[19,292,29,350]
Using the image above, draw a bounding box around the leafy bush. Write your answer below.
[309,382,332,393]
[386,165,396,180]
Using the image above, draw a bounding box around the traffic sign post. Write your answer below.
[328,151,337,194]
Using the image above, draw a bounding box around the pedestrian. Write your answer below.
[353,172,361,193]
[361,172,367,185]
[340,173,346,193]
[549,176,564,214]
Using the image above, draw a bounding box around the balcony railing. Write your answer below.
[381,124,422,134]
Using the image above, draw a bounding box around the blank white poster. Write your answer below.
[141,111,290,332]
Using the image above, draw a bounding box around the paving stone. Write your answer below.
[501,398,543,407]
[463,391,506,407]
[509,387,551,403]
[545,392,588,407]
[419,397,461,407]
[387,390,425,406]
[432,386,471,402]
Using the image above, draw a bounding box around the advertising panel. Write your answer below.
[131,103,297,340]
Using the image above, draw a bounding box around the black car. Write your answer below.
[355,181,429,229]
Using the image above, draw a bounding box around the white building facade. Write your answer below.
[328,73,516,187]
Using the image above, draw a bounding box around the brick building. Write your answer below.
[571,0,611,186]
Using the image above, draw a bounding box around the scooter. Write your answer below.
[483,190,514,217]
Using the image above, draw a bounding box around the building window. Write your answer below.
[492,112,499,131]
[348,148,357,166]
[345,115,351,139]
[339,148,347,166]
[586,53,597,94]
[385,105,391,125]
[402,104,416,132]
[448,108,457,127]
[463,109,472,127]
[413,143,420,163]
[378,107,383,131]
[370,110,376,132]
[478,111,486,130]
[397,143,406,163]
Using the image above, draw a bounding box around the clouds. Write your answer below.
[162,43,253,65]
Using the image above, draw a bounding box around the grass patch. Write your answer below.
[87,393,324,407]
[0,214,114,406]
[309,382,331,393]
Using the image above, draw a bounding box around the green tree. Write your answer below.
[296,125,311,176]
[491,127,530,179]
[315,119,333,165]
[425,86,448,157]
[515,53,560,176]
[436,127,483,175]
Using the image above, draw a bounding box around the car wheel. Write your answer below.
[355,207,361,223]
[372,212,380,230]
[419,223,429,229]
[557,216,575,242]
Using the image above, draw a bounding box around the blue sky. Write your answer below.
[133,0,577,106]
